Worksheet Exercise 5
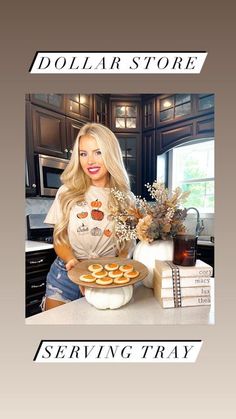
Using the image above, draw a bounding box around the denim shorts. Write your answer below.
[41,257,82,308]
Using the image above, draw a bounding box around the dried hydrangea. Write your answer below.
[110,182,190,243]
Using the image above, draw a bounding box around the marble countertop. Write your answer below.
[25,281,214,325]
[25,240,54,253]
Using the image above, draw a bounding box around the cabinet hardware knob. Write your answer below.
[32,184,36,188]
[69,149,72,154]
[29,258,44,265]
[64,148,68,153]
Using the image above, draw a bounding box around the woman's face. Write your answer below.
[79,134,109,187]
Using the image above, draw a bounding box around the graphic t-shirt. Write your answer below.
[44,185,118,259]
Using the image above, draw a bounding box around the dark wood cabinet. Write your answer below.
[31,104,67,158]
[66,117,84,156]
[110,99,141,133]
[26,93,214,199]
[110,97,142,195]
[156,94,214,127]
[94,94,109,125]
[25,101,37,196]
[116,133,141,195]
[25,248,56,317]
[156,93,193,127]
[30,94,65,114]
[142,96,156,131]
[197,244,214,275]
[65,94,93,122]
[155,114,214,155]
[141,130,157,198]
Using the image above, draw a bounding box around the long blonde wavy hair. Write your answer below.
[53,123,133,249]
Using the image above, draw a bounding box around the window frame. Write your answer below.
[167,138,215,217]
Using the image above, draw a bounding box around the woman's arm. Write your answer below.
[54,242,85,295]
[53,242,78,271]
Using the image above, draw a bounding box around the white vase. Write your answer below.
[133,240,174,288]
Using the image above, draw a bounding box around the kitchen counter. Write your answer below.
[25,281,214,325]
[197,240,214,247]
[25,240,54,252]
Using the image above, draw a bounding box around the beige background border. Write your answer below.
[1,1,236,417]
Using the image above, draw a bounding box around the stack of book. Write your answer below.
[153,259,213,308]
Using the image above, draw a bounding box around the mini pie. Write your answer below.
[88,263,103,273]
[80,274,97,283]
[119,264,134,273]
[124,270,139,279]
[113,276,131,285]
[104,263,119,271]
[92,270,108,279]
[95,276,113,285]
[108,269,123,279]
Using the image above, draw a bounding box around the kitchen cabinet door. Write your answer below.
[65,94,93,122]
[142,130,157,199]
[25,101,37,196]
[116,133,141,195]
[32,104,67,158]
[30,93,65,114]
[142,96,156,131]
[66,118,84,157]
[26,248,56,317]
[110,100,141,133]
[94,94,109,125]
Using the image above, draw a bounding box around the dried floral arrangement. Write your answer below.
[110,181,190,243]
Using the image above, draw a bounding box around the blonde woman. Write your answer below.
[42,123,135,310]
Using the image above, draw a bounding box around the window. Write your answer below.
[168,140,214,214]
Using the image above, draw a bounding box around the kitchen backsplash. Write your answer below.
[25,197,53,238]
[26,197,53,216]
[184,214,214,238]
[26,197,214,238]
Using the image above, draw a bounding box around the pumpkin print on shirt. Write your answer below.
[91,227,103,236]
[77,211,88,219]
[90,199,104,221]
[104,228,112,237]
[63,185,118,259]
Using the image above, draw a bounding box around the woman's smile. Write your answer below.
[87,166,101,175]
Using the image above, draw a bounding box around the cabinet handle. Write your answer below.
[32,184,36,188]
[29,258,44,265]
[31,282,45,289]
[64,148,68,153]
[69,149,73,154]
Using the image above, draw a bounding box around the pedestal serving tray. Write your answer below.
[68,257,148,289]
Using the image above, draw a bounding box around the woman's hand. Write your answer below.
[65,258,79,271]
[65,258,85,296]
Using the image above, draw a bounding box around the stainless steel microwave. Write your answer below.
[36,154,68,197]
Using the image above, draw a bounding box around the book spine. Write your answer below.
[155,262,213,278]
[161,296,211,308]
[154,271,212,288]
[159,286,211,298]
